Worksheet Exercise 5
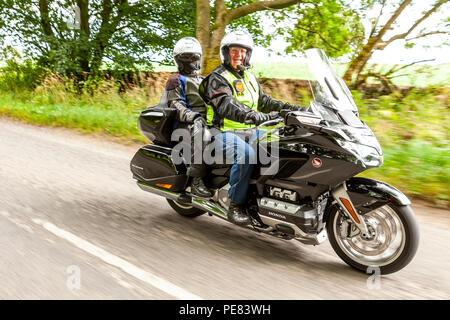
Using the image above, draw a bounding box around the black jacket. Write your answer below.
[164,72,207,124]
[199,64,297,128]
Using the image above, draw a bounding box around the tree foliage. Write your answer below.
[196,0,365,73]
[280,0,365,58]
[0,0,195,79]
[1,0,447,92]
[0,47,47,91]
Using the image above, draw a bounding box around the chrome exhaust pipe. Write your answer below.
[137,181,180,201]
[137,181,228,219]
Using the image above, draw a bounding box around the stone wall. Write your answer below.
[126,71,418,102]
[129,71,311,103]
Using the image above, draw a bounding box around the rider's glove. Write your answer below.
[191,115,207,139]
[193,115,207,126]
[244,111,271,125]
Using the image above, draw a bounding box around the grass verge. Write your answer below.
[359,140,449,207]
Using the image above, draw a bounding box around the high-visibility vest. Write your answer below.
[207,69,260,131]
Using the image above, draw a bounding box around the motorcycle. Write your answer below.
[130,48,419,274]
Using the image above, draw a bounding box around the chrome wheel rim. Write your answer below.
[333,205,406,267]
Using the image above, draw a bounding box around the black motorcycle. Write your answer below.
[130,49,419,274]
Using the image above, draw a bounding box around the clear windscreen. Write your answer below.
[303,48,357,112]
[299,49,364,128]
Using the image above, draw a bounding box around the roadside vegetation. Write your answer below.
[0,61,448,207]
[250,62,450,88]
[0,73,155,144]
[353,88,449,207]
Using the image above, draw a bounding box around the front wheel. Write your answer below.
[327,203,419,274]
[167,199,205,218]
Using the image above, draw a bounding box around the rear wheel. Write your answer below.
[167,199,205,218]
[327,203,419,274]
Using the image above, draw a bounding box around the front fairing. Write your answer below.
[319,116,383,168]
[302,49,383,168]
[256,49,383,168]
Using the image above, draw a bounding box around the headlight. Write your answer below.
[336,139,383,167]
[357,144,383,167]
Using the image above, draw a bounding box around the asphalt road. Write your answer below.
[0,118,449,299]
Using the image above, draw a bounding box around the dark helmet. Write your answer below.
[220,30,254,68]
[173,37,202,74]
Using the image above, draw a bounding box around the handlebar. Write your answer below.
[244,117,284,127]
[244,110,323,127]
[244,111,283,126]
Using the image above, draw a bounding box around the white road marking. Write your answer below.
[32,218,203,300]
[0,210,11,218]
[0,211,34,234]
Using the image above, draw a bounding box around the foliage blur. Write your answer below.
[353,88,449,206]
[0,47,47,92]
[0,72,158,143]
[0,0,196,80]
[0,61,448,206]
[275,0,365,58]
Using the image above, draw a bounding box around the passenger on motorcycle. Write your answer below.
[199,30,306,226]
[164,37,213,198]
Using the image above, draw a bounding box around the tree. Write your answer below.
[196,0,307,74]
[0,0,196,80]
[343,0,449,88]
[195,0,367,74]
[273,0,365,59]
[1,0,367,81]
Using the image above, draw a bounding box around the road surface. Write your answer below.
[0,118,449,299]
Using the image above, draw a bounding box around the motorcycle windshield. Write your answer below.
[302,49,364,128]
[298,49,383,167]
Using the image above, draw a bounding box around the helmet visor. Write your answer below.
[176,53,201,62]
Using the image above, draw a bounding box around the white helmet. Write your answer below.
[220,30,254,67]
[173,37,202,73]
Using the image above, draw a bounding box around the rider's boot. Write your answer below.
[190,177,213,198]
[227,201,251,226]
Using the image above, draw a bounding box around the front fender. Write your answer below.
[345,177,411,213]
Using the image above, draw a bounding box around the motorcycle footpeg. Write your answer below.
[177,193,192,204]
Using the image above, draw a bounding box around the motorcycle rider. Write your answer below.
[164,37,213,198]
[199,30,306,226]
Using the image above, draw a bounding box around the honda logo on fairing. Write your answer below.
[312,158,322,168]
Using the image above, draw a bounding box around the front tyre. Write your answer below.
[167,199,205,218]
[327,204,419,274]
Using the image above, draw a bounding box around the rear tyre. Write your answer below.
[167,199,205,218]
[327,203,419,275]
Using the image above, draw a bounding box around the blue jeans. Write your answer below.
[213,130,264,204]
